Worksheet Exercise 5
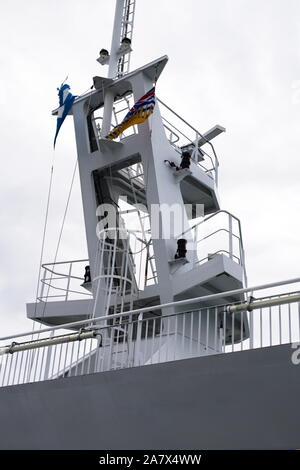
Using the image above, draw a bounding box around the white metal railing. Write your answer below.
[38,228,157,305]
[1,277,300,387]
[38,211,245,303]
[91,94,220,185]
[182,210,247,286]
[38,259,92,302]
[157,98,220,185]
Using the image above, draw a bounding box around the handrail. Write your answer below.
[195,228,240,245]
[161,115,194,146]
[42,258,89,267]
[196,250,241,265]
[161,115,217,176]
[157,97,220,183]
[162,123,180,144]
[4,290,300,353]
[179,209,248,276]
[179,209,247,284]
[39,258,91,302]
[38,280,92,298]
[2,276,300,342]
[42,267,84,282]
[38,227,157,302]
[188,209,241,234]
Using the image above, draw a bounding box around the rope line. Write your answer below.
[41,159,78,318]
[33,158,55,315]
[26,154,55,380]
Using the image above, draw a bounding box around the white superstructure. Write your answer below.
[1,1,299,387]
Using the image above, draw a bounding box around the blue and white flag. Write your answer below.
[54,83,76,148]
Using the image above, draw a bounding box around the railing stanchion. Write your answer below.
[44,330,55,380]
[229,214,233,260]
[40,267,46,300]
[65,263,73,301]
[206,309,209,355]
[250,310,254,349]
[298,302,300,342]
[1,279,300,387]
[134,313,143,366]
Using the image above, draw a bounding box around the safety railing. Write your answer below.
[1,277,300,387]
[38,228,157,306]
[91,94,220,185]
[181,210,247,286]
[38,210,245,304]
[38,259,93,302]
[157,98,220,185]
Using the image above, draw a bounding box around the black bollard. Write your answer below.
[84,265,91,283]
[180,151,191,170]
[175,239,187,259]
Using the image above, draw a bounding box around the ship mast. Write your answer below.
[101,0,136,137]
[30,0,247,369]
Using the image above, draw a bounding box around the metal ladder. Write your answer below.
[123,165,158,286]
[118,0,136,76]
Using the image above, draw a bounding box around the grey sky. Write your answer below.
[0,0,300,336]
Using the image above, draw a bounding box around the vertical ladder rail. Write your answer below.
[124,166,157,287]
[118,0,136,76]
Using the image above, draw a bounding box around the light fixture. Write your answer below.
[118,37,132,54]
[97,48,110,65]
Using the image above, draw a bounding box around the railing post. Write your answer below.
[219,327,224,352]
[249,308,254,349]
[229,214,233,260]
[134,313,143,366]
[242,247,248,287]
[192,132,200,163]
[39,267,46,300]
[107,320,115,371]
[215,158,219,187]
[194,224,199,267]
[298,302,300,342]
[43,330,55,381]
[65,263,73,301]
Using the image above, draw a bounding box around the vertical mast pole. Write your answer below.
[101,0,126,137]
[108,0,125,79]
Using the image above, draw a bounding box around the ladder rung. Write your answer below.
[130,173,144,178]
[115,106,130,113]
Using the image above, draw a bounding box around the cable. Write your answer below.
[25,154,56,381]
[33,158,55,311]
[41,159,78,318]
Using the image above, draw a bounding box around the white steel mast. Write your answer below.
[101,0,136,137]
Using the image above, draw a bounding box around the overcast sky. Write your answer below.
[0,0,300,337]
